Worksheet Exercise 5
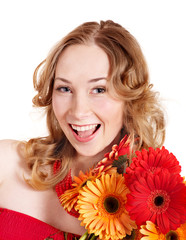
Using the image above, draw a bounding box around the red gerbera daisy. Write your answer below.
[94,135,130,174]
[105,135,130,160]
[126,170,186,234]
[125,147,181,185]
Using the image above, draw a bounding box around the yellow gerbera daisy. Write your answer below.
[77,173,137,240]
[140,221,165,240]
[140,221,186,240]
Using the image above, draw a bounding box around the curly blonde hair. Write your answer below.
[23,20,166,189]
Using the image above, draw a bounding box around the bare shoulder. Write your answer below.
[0,139,21,158]
[0,139,25,178]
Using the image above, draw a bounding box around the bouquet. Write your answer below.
[60,136,186,240]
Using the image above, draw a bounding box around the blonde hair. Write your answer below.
[23,20,166,189]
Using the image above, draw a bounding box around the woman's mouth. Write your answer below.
[70,124,101,141]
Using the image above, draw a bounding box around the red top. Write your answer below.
[0,208,68,240]
[0,168,80,240]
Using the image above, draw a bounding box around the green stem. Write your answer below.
[89,233,98,240]
[79,231,89,240]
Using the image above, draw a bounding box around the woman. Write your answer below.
[0,20,165,239]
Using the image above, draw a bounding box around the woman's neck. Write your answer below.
[71,134,123,177]
[71,151,105,177]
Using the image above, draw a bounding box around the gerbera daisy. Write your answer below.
[125,147,181,185]
[166,222,186,239]
[106,135,130,160]
[94,135,130,174]
[183,177,186,185]
[140,221,186,240]
[125,229,143,240]
[60,169,97,212]
[140,221,165,240]
[60,167,117,212]
[126,170,186,234]
[77,173,137,240]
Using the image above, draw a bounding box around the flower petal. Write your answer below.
[86,181,102,196]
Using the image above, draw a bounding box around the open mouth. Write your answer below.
[70,124,101,139]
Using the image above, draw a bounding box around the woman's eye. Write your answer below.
[91,87,106,94]
[56,87,71,93]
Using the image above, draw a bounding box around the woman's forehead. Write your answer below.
[55,44,110,80]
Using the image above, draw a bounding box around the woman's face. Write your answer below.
[52,44,124,158]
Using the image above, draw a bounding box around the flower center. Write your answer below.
[103,196,119,214]
[165,230,179,240]
[154,196,164,206]
[147,190,170,213]
[148,167,157,174]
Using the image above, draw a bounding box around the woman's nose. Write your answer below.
[70,94,91,120]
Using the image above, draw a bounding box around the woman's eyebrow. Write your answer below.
[54,77,107,83]
[88,77,107,83]
[54,77,71,83]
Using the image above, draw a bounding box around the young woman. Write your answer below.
[0,20,165,239]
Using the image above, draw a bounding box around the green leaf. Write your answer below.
[112,154,128,174]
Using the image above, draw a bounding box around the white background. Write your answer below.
[0,0,185,176]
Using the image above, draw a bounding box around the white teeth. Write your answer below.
[71,124,98,132]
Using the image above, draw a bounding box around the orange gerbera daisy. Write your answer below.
[140,221,186,240]
[60,167,117,212]
[60,169,96,212]
[170,222,186,239]
[183,177,186,185]
[60,136,130,213]
[124,229,143,240]
[77,173,137,240]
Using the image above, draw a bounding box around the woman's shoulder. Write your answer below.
[0,139,21,158]
[0,139,25,178]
